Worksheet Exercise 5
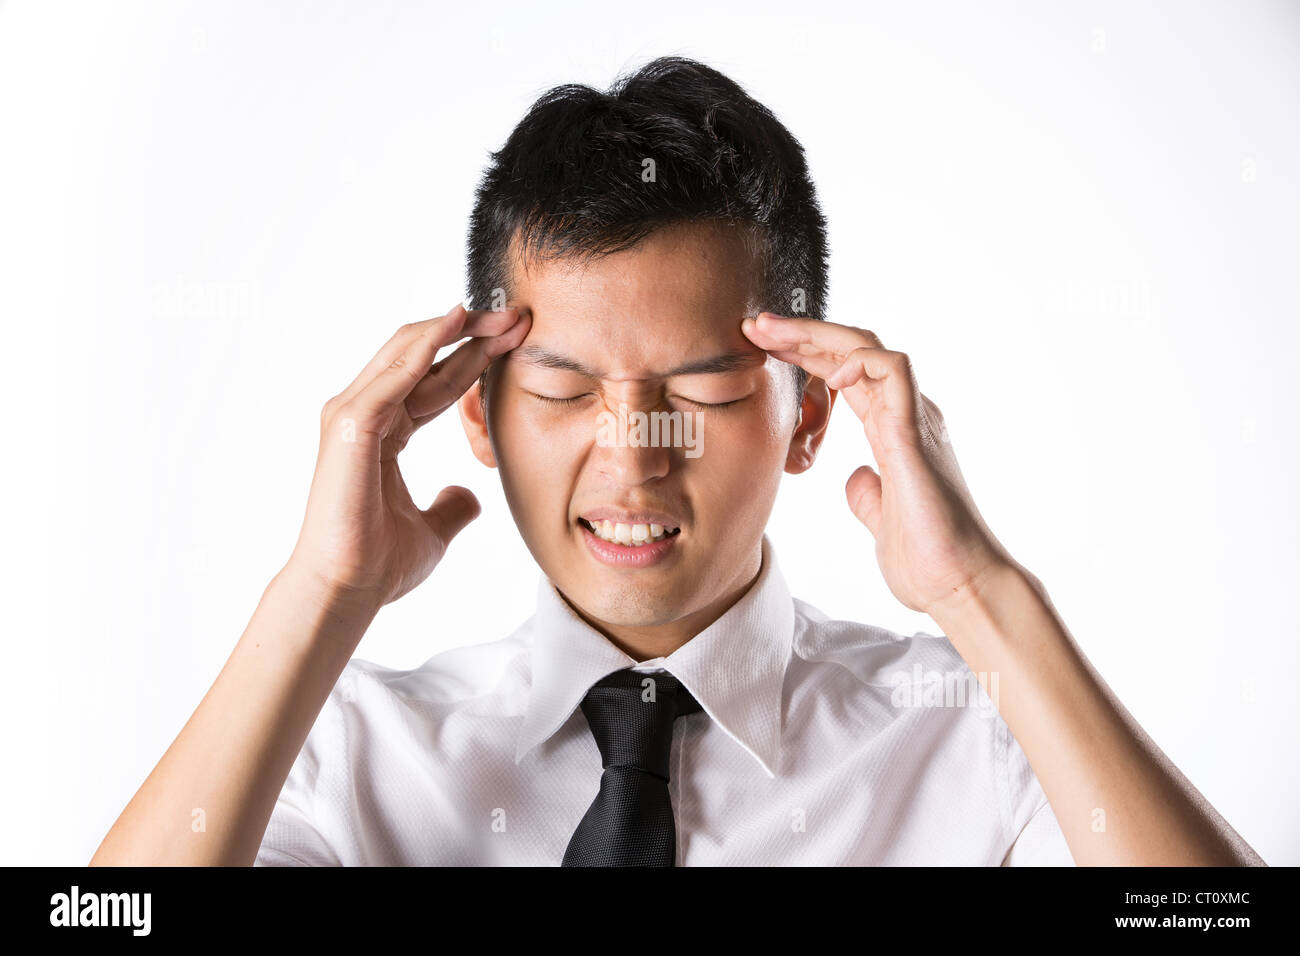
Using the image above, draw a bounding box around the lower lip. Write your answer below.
[580,522,681,568]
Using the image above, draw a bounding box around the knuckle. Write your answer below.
[342,401,387,435]
[331,402,359,427]
[388,353,419,379]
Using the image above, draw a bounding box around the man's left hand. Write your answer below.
[742,312,1016,617]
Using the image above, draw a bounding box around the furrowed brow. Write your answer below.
[514,344,600,376]
[515,344,758,379]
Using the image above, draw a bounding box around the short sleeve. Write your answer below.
[996,714,1076,867]
[254,777,341,866]
[1001,798,1074,866]
[253,681,347,867]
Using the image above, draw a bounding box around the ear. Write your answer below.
[458,377,498,469]
[784,375,836,475]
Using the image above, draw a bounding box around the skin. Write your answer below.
[91,219,1265,867]
[457,221,832,659]
[91,306,530,865]
[740,312,1267,866]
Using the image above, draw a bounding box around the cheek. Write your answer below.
[714,387,796,453]
[685,403,791,510]
[490,396,581,494]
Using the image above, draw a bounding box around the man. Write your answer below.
[92,57,1263,866]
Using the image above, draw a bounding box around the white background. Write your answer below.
[2,0,1296,865]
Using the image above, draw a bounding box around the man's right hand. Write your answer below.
[288,303,530,613]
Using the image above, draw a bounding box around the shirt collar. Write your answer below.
[514,532,793,779]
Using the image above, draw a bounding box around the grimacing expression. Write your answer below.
[458,221,833,638]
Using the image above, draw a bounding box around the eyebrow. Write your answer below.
[513,344,759,379]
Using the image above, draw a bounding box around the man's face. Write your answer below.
[460,221,830,648]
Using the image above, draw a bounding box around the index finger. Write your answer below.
[744,312,885,360]
[742,313,920,443]
[338,305,525,407]
[405,311,533,422]
[351,308,526,424]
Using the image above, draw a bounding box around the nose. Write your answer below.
[593,436,672,486]
[589,390,674,486]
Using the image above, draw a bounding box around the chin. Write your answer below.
[568,577,688,627]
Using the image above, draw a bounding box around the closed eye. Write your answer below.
[674,396,745,409]
[528,392,592,406]
[527,392,745,409]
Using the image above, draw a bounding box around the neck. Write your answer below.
[564,543,765,662]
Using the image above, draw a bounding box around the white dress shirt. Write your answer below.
[255,534,1076,866]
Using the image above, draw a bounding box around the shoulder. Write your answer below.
[272,625,534,815]
[262,624,536,864]
[791,597,1061,854]
[291,623,535,771]
[788,595,1027,837]
[786,594,1002,748]
[329,623,535,729]
[340,626,533,708]
[790,595,980,691]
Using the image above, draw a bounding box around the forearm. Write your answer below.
[90,562,377,866]
[929,564,1265,866]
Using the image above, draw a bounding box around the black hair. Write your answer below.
[466,55,829,411]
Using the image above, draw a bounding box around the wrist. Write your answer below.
[269,559,384,644]
[926,560,1039,641]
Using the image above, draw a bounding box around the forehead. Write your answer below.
[506,222,762,373]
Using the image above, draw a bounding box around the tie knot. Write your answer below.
[577,668,702,780]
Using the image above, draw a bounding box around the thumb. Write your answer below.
[845,464,883,538]
[422,485,481,546]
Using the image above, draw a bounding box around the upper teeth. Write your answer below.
[585,519,677,545]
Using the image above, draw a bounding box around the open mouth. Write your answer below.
[578,517,681,547]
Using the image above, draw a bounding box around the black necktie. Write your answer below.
[562,667,702,866]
